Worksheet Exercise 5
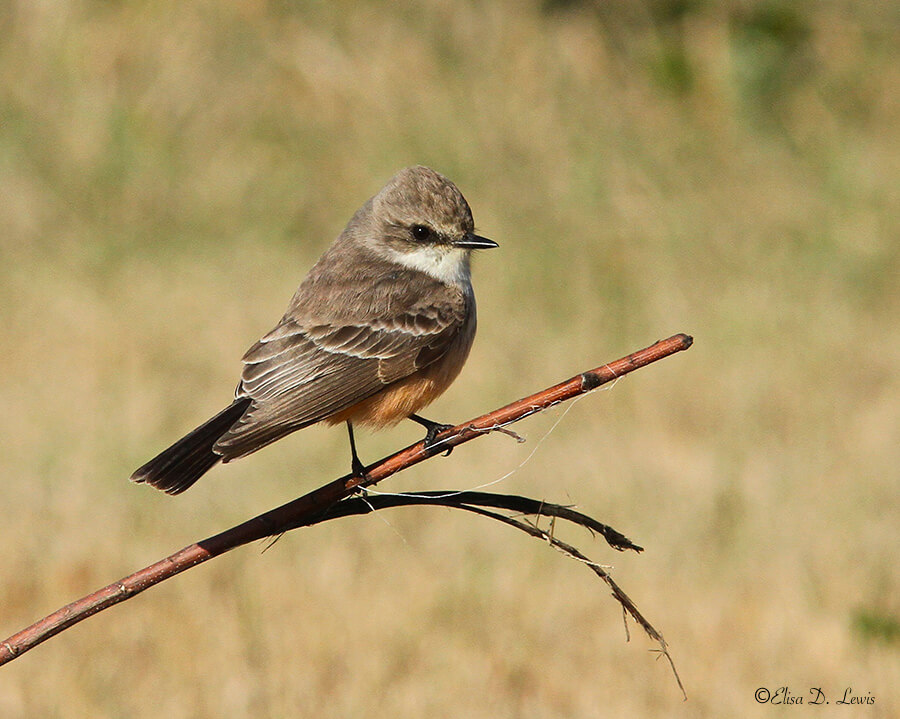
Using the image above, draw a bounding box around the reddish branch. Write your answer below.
[0,333,692,670]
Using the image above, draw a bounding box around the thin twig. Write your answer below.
[312,491,643,552]
[0,334,692,669]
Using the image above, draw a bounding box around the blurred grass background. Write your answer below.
[1,0,898,716]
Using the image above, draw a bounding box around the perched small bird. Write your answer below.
[131,166,498,494]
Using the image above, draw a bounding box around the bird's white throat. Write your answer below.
[389,245,472,287]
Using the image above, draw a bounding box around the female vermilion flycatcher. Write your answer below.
[131,166,497,494]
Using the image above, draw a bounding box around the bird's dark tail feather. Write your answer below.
[130,398,252,495]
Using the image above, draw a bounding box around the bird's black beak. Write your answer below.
[455,233,499,249]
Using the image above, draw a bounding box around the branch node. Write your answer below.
[580,370,606,391]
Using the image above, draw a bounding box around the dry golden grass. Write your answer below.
[1,1,898,716]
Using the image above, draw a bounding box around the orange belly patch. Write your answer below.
[327,373,449,428]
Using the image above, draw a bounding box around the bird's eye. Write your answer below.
[411,225,431,241]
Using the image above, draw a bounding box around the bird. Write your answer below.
[131,166,498,494]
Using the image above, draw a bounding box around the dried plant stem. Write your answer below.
[0,333,692,676]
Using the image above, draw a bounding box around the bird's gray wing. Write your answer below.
[213,302,466,459]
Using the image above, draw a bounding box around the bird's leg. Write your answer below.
[409,414,454,455]
[346,421,367,479]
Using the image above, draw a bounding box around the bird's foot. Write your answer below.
[408,414,454,455]
[351,455,368,480]
[423,423,454,454]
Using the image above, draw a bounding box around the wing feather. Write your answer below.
[214,289,468,460]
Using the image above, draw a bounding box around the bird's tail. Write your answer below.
[130,398,251,495]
